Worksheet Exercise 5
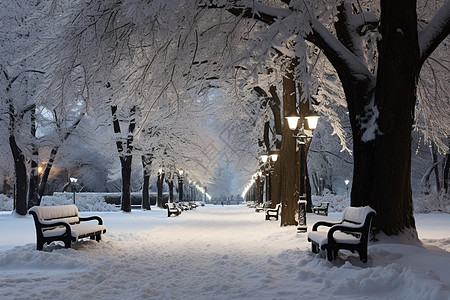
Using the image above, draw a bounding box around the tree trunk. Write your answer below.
[279,62,300,226]
[9,136,27,215]
[28,107,39,210]
[431,144,441,192]
[141,154,153,210]
[271,159,281,208]
[111,105,136,213]
[269,85,282,208]
[142,174,150,209]
[120,156,132,212]
[444,138,450,194]
[37,148,56,204]
[168,180,174,203]
[351,0,419,235]
[157,173,165,208]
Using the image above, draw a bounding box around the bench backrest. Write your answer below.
[166,202,176,209]
[29,205,80,224]
[342,206,376,225]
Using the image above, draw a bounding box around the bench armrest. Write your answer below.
[312,221,341,231]
[79,215,104,225]
[327,224,364,241]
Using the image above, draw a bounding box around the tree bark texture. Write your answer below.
[28,107,39,210]
[166,179,174,203]
[9,136,27,215]
[269,85,282,208]
[111,105,136,213]
[351,0,419,234]
[120,156,132,212]
[141,154,153,210]
[142,174,150,209]
[444,138,450,193]
[279,62,300,226]
[157,173,165,208]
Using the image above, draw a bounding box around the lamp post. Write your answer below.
[260,150,279,205]
[286,112,319,232]
[70,177,78,204]
[257,170,264,204]
[345,179,350,200]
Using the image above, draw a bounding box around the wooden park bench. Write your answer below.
[307,206,376,263]
[166,202,182,217]
[312,202,329,216]
[265,203,281,221]
[29,205,106,251]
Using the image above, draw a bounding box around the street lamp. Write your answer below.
[70,177,78,204]
[286,111,319,232]
[260,150,279,205]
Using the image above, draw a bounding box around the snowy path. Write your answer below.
[1,206,449,299]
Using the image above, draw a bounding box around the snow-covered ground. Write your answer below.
[0,203,449,300]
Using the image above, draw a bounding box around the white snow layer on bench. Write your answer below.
[342,206,376,223]
[43,223,107,239]
[29,205,80,220]
[308,231,361,247]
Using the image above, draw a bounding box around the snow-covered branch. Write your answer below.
[418,0,450,65]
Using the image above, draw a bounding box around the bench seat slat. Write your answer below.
[43,223,107,239]
[307,231,361,247]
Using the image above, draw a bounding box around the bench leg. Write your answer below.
[96,234,102,242]
[311,243,319,253]
[63,239,72,249]
[326,248,335,261]
[359,249,368,263]
[36,240,44,251]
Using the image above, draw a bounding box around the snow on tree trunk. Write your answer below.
[111,105,136,213]
[351,0,419,235]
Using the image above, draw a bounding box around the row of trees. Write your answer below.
[1,1,448,239]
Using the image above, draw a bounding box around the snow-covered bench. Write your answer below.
[307,206,376,263]
[255,201,271,213]
[265,203,281,221]
[166,202,181,217]
[312,202,329,216]
[29,205,107,251]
